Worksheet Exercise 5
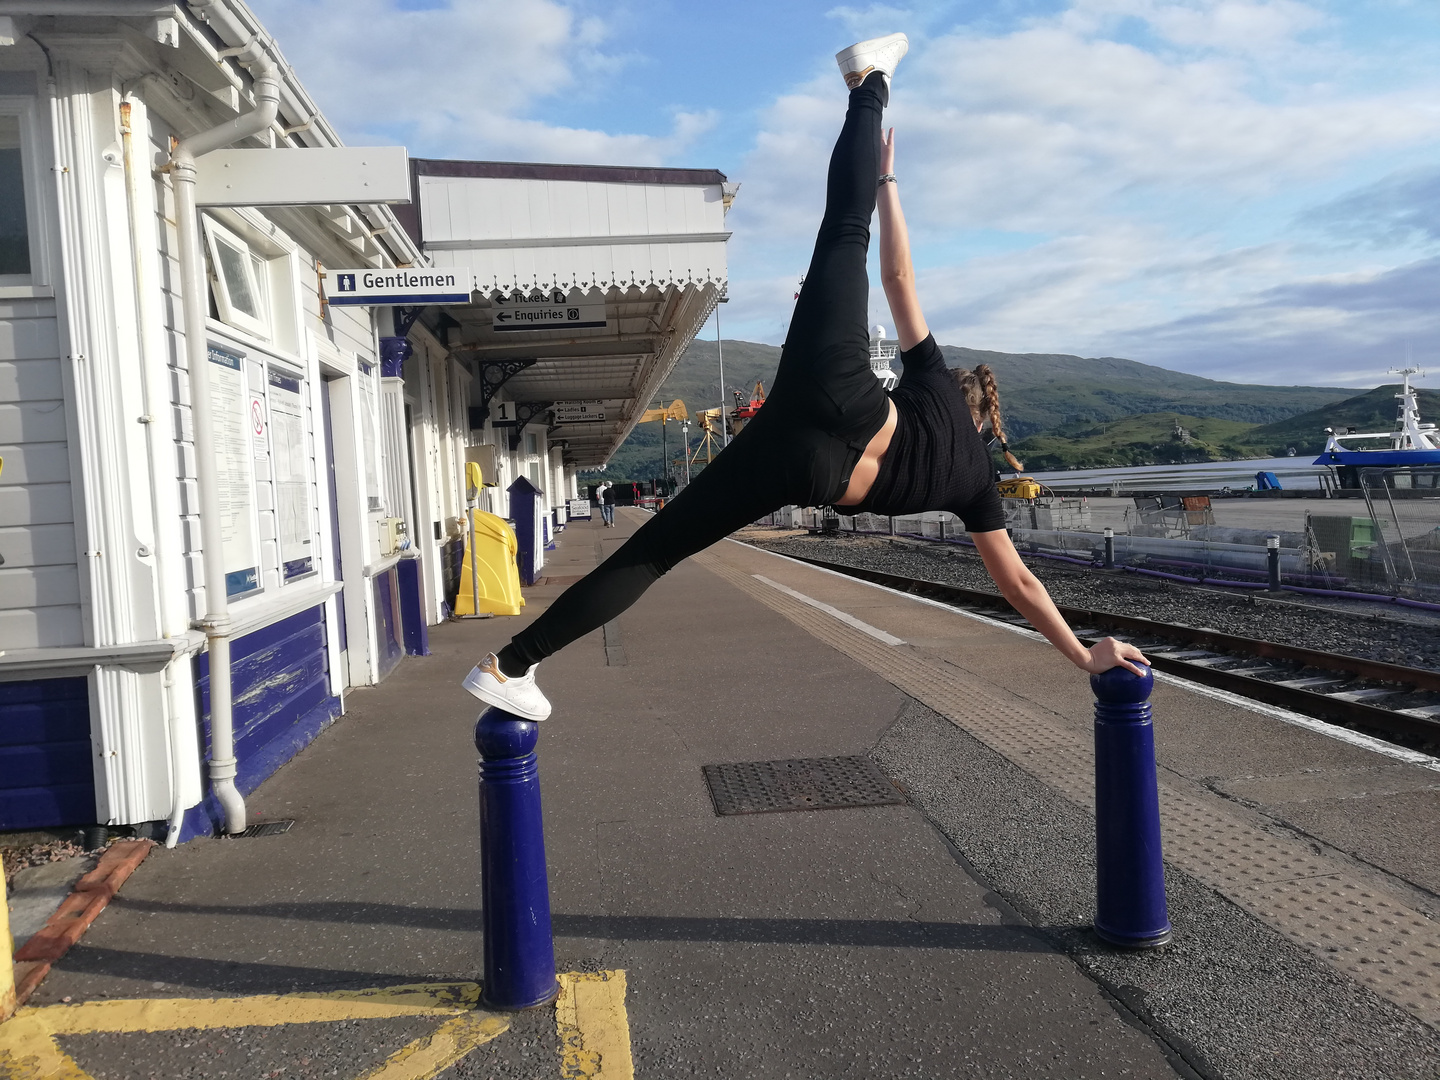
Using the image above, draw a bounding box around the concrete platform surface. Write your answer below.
[10,508,1439,1079]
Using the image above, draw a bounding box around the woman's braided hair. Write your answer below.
[955,364,1024,471]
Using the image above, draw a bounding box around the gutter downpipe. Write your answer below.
[120,98,189,847]
[168,41,279,835]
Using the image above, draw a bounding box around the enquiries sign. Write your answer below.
[493,290,607,332]
[326,268,473,305]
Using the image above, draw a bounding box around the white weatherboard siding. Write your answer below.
[0,297,81,649]
[420,176,729,294]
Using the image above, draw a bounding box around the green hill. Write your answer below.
[937,347,1348,438]
[594,339,1357,481]
[1235,384,1440,456]
[1011,413,1260,470]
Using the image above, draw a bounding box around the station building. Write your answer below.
[0,1,729,842]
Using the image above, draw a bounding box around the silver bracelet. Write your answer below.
[877,173,897,186]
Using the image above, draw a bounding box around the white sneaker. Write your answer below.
[835,32,909,91]
[462,652,552,722]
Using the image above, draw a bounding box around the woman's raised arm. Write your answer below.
[877,127,929,351]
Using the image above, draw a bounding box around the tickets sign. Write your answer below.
[493,290,607,332]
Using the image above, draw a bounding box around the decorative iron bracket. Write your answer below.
[471,358,537,424]
[392,305,425,339]
[493,401,555,452]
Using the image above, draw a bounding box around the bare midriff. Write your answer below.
[834,399,898,506]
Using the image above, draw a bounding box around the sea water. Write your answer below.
[1028,456,1326,492]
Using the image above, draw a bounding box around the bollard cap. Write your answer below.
[474,706,540,758]
[1090,664,1154,704]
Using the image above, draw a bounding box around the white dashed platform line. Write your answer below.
[752,575,907,645]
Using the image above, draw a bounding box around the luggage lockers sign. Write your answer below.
[552,401,606,423]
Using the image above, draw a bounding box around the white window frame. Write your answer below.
[203,216,271,340]
[0,96,50,295]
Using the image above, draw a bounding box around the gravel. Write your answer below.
[740,529,1440,674]
[3,837,99,888]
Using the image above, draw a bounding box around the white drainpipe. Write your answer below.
[167,40,280,835]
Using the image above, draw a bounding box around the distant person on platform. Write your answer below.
[600,482,617,528]
[463,33,1148,720]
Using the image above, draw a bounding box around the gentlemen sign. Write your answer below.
[552,401,606,423]
[326,268,473,306]
[493,290,607,332]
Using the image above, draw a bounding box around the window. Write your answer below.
[0,113,33,281]
[203,217,271,338]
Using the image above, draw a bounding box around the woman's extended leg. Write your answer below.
[767,71,889,431]
[496,420,790,674]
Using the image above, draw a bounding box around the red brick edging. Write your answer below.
[12,839,155,1007]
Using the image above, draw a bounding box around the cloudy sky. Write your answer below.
[249,0,1440,388]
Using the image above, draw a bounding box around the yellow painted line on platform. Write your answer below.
[356,1011,510,1080]
[33,981,482,1035]
[556,970,634,1079]
[0,981,506,1080]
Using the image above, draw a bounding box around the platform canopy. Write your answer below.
[398,160,734,466]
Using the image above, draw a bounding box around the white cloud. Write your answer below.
[721,0,1440,386]
[249,0,712,164]
[1065,0,1328,54]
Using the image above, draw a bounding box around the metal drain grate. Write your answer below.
[702,756,904,816]
[237,819,294,839]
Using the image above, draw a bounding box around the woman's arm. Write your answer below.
[877,128,929,351]
[971,530,1150,676]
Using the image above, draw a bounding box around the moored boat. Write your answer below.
[1315,368,1440,488]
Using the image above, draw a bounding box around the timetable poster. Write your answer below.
[268,368,315,580]
[208,343,260,596]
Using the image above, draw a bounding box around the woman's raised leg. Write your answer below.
[768,71,889,419]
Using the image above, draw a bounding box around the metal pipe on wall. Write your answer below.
[167,44,280,835]
[121,96,196,847]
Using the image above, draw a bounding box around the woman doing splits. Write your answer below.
[464,33,1149,721]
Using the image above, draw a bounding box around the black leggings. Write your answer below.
[502,74,892,671]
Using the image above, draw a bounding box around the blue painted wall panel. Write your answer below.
[0,784,96,830]
[373,568,404,679]
[186,603,342,840]
[0,677,95,829]
[0,698,90,747]
[397,557,430,657]
[0,743,93,789]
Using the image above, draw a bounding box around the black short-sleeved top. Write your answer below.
[850,334,1007,532]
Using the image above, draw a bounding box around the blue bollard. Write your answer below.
[475,707,558,1008]
[1090,666,1171,948]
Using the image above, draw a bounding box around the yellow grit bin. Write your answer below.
[456,463,525,618]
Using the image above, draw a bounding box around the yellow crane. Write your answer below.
[690,408,725,466]
[638,399,689,488]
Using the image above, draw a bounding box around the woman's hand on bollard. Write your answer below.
[1083,637,1150,677]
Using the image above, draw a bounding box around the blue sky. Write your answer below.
[250,0,1440,388]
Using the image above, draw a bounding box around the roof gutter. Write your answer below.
[166,33,279,836]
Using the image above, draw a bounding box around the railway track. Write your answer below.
[777,551,1440,752]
